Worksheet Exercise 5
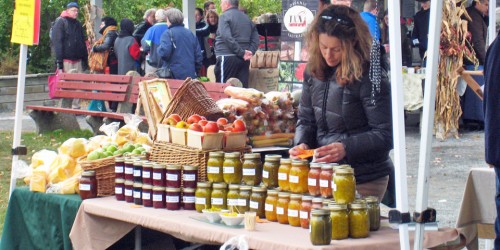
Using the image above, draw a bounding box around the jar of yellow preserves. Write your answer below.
[288,194,302,227]
[195,182,212,212]
[207,152,224,183]
[278,158,291,191]
[349,203,369,238]
[289,160,309,194]
[276,192,290,224]
[223,152,242,184]
[365,196,380,231]
[262,155,281,188]
[250,186,266,218]
[211,183,227,210]
[330,203,349,240]
[237,185,251,213]
[227,184,240,212]
[264,189,279,222]
[242,153,262,186]
[333,168,355,204]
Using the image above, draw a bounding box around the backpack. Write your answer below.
[49,17,68,42]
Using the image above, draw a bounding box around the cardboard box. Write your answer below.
[224,131,247,150]
[249,68,279,93]
[156,124,171,142]
[187,130,224,150]
[170,127,187,146]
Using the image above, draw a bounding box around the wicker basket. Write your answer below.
[79,156,115,196]
[161,78,224,122]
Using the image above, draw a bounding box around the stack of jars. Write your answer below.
[114,156,198,211]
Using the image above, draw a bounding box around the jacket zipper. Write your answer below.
[321,80,330,129]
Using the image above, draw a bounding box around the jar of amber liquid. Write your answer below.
[124,180,134,203]
[152,186,165,209]
[237,185,251,213]
[142,184,153,207]
[207,151,224,183]
[115,157,125,179]
[263,154,281,188]
[166,187,181,210]
[365,196,380,231]
[227,184,240,212]
[152,163,165,187]
[223,152,242,184]
[133,183,142,205]
[349,203,370,238]
[124,158,134,181]
[166,165,181,188]
[195,182,212,212]
[133,160,143,183]
[115,178,125,201]
[300,196,313,229]
[278,158,291,191]
[276,192,290,224]
[333,168,356,204]
[250,186,266,218]
[308,163,321,196]
[182,188,196,210]
[330,203,349,240]
[319,165,333,198]
[79,170,97,200]
[211,183,228,210]
[182,165,198,189]
[288,194,301,227]
[289,160,309,194]
[310,209,332,245]
[142,161,153,185]
[242,153,262,186]
[264,189,279,221]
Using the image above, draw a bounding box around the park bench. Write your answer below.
[26,73,230,135]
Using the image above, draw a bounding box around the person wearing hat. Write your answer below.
[51,2,88,109]
[412,0,430,65]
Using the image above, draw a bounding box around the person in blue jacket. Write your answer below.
[141,9,169,75]
[157,8,202,80]
[360,0,381,41]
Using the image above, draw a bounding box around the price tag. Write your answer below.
[166,174,178,181]
[300,211,309,219]
[276,207,284,215]
[243,168,255,176]
[249,201,259,209]
[288,209,298,217]
[166,196,179,203]
[289,175,299,183]
[153,194,163,201]
[195,197,206,204]
[79,184,91,191]
[183,196,195,203]
[319,179,329,188]
[238,199,247,206]
[223,167,234,174]
[115,166,124,173]
[153,172,162,180]
[263,170,269,178]
[143,192,151,200]
[143,171,151,178]
[265,203,273,212]
[227,199,238,206]
[212,198,223,205]
[308,178,317,186]
[278,173,287,180]
[115,187,123,194]
[184,174,196,181]
[207,167,220,174]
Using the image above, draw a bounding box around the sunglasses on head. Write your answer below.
[321,14,354,27]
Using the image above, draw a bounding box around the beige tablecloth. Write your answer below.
[456,168,496,249]
[70,197,463,250]
[403,73,425,111]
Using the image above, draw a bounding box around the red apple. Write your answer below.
[203,121,219,133]
[168,114,182,123]
[232,119,246,132]
[187,114,202,124]
[198,120,209,127]
[188,123,203,132]
[217,118,228,126]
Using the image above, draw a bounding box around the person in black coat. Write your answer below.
[133,9,156,44]
[412,0,430,64]
[289,5,393,201]
[92,16,118,74]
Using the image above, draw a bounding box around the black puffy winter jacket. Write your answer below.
[52,17,88,63]
[294,69,393,184]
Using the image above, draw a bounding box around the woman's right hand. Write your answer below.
[289,143,309,160]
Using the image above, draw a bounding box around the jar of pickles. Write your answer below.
[242,153,262,186]
[319,165,333,198]
[365,196,380,231]
[310,209,332,245]
[182,165,198,189]
[250,186,266,218]
[276,192,290,224]
[207,151,224,183]
[288,194,301,227]
[195,182,212,212]
[308,163,321,196]
[227,184,240,212]
[166,165,181,188]
[265,189,279,221]
[300,196,313,229]
[278,158,291,191]
[211,183,227,210]
[263,155,281,188]
[115,157,125,179]
[289,160,309,194]
[238,185,251,213]
[223,152,242,184]
[349,203,370,238]
[330,203,349,240]
[333,168,355,204]
[152,163,165,187]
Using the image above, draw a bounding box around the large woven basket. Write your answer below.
[79,156,115,196]
[161,78,224,122]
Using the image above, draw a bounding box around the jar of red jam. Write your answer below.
[124,180,134,203]
[142,161,153,185]
[133,160,143,183]
[182,165,198,189]
[166,187,181,210]
[182,188,196,210]
[319,165,333,198]
[166,165,181,188]
[142,184,153,207]
[79,170,97,200]
[115,157,125,179]
[152,163,165,187]
[115,178,125,201]
[133,183,143,205]
[152,186,165,209]
[308,163,321,196]
[300,196,313,229]
[124,158,134,181]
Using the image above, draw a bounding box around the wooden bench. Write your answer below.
[26,73,230,134]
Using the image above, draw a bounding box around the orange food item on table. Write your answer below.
[296,148,315,159]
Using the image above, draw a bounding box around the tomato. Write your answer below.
[168,114,182,123]
[232,120,246,132]
[198,120,209,127]
[217,118,229,126]
[187,114,202,124]
[188,123,203,132]
[203,121,220,133]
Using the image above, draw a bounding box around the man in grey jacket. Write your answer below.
[215,0,259,87]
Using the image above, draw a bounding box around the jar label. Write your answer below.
[237,199,247,206]
[227,198,238,206]
[125,167,134,174]
[133,191,141,198]
[288,209,298,217]
[166,174,178,181]
[143,192,151,200]
[143,171,151,178]
[207,167,220,174]
[223,167,234,174]
[319,179,329,188]
[184,174,196,181]
[249,201,259,209]
[265,203,273,212]
[242,168,255,176]
[133,170,141,177]
[278,173,287,180]
[308,178,317,186]
[115,166,124,173]
[183,196,195,203]
[212,198,223,205]
[79,183,91,191]
[196,197,206,204]
[125,189,133,196]
[276,207,284,215]
[289,175,299,183]
[332,182,337,191]
[263,170,269,178]
[166,196,179,203]
[153,194,163,201]
[300,211,309,219]
[153,172,162,180]
[115,187,123,194]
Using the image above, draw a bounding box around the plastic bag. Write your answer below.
[220,235,248,250]
[58,138,88,159]
[48,154,77,184]
[13,160,30,179]
[30,149,58,169]
[99,122,120,137]
[46,176,79,194]
[114,115,144,146]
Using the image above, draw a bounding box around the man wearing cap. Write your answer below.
[412,0,430,64]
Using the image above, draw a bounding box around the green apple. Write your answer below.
[107,145,118,153]
[132,149,142,155]
[87,151,100,161]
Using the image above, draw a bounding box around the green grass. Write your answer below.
[0,129,93,236]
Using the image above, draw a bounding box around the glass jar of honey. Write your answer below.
[289,160,309,194]
[278,158,291,191]
[264,189,279,222]
[288,194,302,227]
[207,151,224,183]
[276,192,290,224]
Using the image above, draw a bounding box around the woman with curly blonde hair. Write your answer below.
[290,5,393,201]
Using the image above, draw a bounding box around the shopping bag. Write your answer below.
[48,70,60,99]
[88,100,107,112]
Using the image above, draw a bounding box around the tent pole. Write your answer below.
[488,0,496,45]
[414,0,444,249]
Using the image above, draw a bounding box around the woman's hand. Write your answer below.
[313,142,346,163]
[289,143,309,160]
